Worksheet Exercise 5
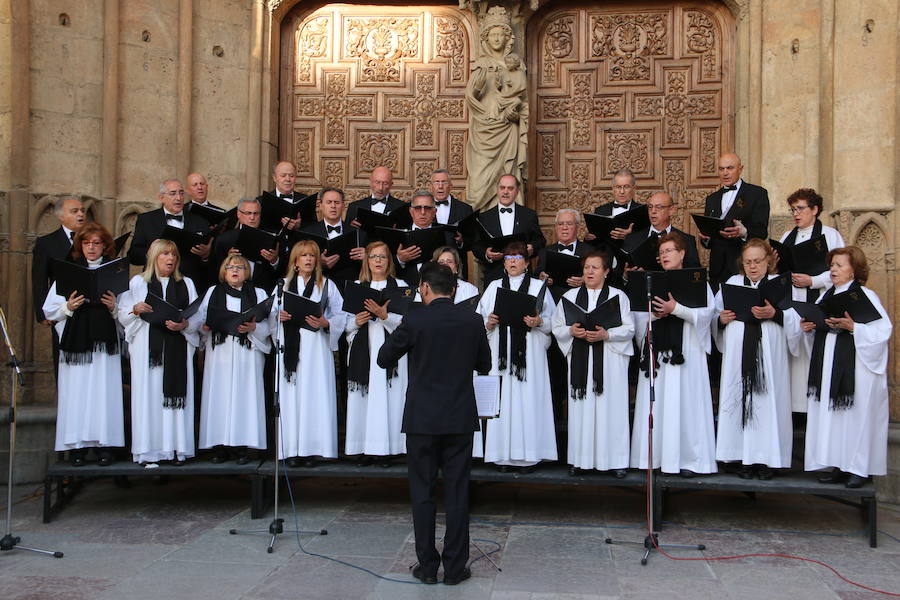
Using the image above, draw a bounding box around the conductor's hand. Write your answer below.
[486,313,500,331]
[237,317,256,334]
[719,309,737,325]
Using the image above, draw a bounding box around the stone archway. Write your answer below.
[526,1,735,242]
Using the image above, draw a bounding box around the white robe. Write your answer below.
[43,278,125,451]
[192,285,272,449]
[784,283,892,476]
[714,274,792,468]
[269,277,346,459]
[630,286,717,474]
[118,275,200,463]
[477,275,558,466]
[778,225,844,411]
[344,278,409,456]
[552,286,635,470]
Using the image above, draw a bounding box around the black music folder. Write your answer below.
[770,235,829,275]
[161,225,212,258]
[542,250,583,285]
[206,295,274,335]
[560,295,622,330]
[283,289,324,332]
[140,294,203,326]
[791,301,827,330]
[375,227,448,264]
[493,287,539,329]
[341,282,414,316]
[625,268,708,311]
[295,229,361,271]
[53,257,130,302]
[616,235,660,271]
[188,202,228,224]
[259,191,317,232]
[583,205,650,242]
[691,214,732,238]
[821,288,881,323]
[235,225,279,262]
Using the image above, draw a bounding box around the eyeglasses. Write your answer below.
[411,205,435,212]
[788,205,810,215]
[163,191,185,197]
[437,259,457,267]
[613,185,634,191]
[238,209,261,216]
[368,254,388,261]
[224,265,247,271]
[659,248,680,256]
[82,240,104,247]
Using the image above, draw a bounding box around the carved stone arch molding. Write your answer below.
[278,2,477,202]
[526,0,735,243]
[29,194,98,233]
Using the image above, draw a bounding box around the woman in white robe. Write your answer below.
[784,246,892,488]
[44,223,125,466]
[714,239,792,477]
[344,241,409,465]
[118,239,200,466]
[477,241,557,472]
[192,254,271,463]
[777,188,845,412]
[552,251,634,476]
[630,233,717,476]
[414,246,483,457]
[270,240,346,467]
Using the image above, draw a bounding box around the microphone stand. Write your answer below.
[604,272,704,565]
[229,280,326,553]
[0,305,63,558]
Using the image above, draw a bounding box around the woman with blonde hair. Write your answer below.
[192,254,271,464]
[42,222,124,466]
[270,240,345,467]
[119,239,200,466]
[344,241,409,466]
[714,239,792,479]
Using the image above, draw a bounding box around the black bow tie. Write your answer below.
[559,243,574,252]
[722,185,737,192]
[371,198,385,206]
[279,192,293,199]
[435,199,449,206]
[68,231,75,241]
[500,207,513,214]
[167,214,184,222]
[326,225,341,234]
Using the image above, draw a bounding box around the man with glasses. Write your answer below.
[536,209,589,296]
[623,191,700,269]
[700,153,769,285]
[212,197,280,293]
[396,191,453,286]
[129,178,213,289]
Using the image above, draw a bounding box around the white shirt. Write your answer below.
[792,224,817,244]
[435,196,452,225]
[649,225,672,236]
[720,179,744,217]
[498,203,515,235]
[612,202,631,216]
[369,196,388,214]
[324,220,343,239]
[62,225,75,245]
[164,210,185,230]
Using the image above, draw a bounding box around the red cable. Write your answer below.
[640,365,899,597]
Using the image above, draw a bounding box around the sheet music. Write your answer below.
[474,375,500,418]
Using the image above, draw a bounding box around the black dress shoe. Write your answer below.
[209,448,228,464]
[355,455,373,467]
[70,451,85,467]
[443,567,471,585]
[568,466,580,477]
[236,451,249,465]
[737,465,755,479]
[519,465,536,474]
[818,467,846,484]
[756,465,774,480]
[679,469,696,478]
[845,474,868,488]
[286,457,302,468]
[97,450,114,466]
[302,458,317,468]
[613,469,627,479]
[411,565,437,585]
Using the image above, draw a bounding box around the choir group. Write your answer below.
[33,156,892,490]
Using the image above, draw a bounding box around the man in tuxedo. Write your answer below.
[376,263,491,586]
[260,161,307,233]
[212,197,280,293]
[299,187,366,289]
[473,174,546,285]
[185,173,224,212]
[591,168,642,242]
[128,179,213,288]
[32,196,85,323]
[346,166,407,228]
[395,192,453,286]
[623,192,700,269]
[431,169,473,279]
[700,153,770,285]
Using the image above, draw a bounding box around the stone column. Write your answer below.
[176,0,193,180]
[100,0,120,230]
[245,0,265,196]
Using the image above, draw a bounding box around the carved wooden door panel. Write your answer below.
[282,6,475,201]
[528,2,734,240]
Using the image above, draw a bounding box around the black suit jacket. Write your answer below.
[594,200,642,216]
[536,241,591,301]
[185,200,226,223]
[345,194,406,224]
[473,204,547,284]
[623,227,701,269]
[128,208,213,289]
[394,225,456,287]
[31,227,73,321]
[702,181,770,283]
[212,227,280,293]
[377,297,491,435]
[440,195,474,225]
[300,219,366,289]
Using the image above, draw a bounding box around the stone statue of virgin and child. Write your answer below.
[465,6,528,210]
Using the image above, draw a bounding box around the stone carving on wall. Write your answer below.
[533,4,728,235]
[465,6,528,210]
[288,7,471,198]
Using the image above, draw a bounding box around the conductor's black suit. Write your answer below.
[377,298,491,581]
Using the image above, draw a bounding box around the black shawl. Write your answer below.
[147,275,190,409]
[282,274,317,383]
[570,285,610,400]
[808,282,859,410]
[348,277,399,394]
[783,219,823,302]
[208,283,257,349]
[498,273,533,381]
[59,258,119,364]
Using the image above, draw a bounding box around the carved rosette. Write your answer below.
[541,161,596,214]
[344,17,421,83]
[296,72,375,147]
[358,132,401,173]
[605,132,650,175]
[635,69,717,146]
[322,159,346,189]
[684,10,719,81]
[541,14,575,86]
[296,16,330,84]
[590,12,669,81]
[541,71,625,149]
[386,71,465,148]
[447,131,466,175]
[294,130,314,176]
[434,16,467,85]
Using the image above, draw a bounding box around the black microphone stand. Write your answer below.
[229,281,326,552]
[604,272,705,564]
[0,305,63,558]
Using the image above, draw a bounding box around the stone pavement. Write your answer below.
[0,474,898,599]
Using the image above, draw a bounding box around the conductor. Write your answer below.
[377,262,491,585]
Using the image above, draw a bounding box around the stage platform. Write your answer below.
[43,459,878,546]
